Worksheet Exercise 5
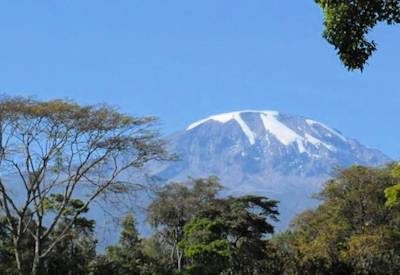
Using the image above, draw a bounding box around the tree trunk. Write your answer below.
[31,229,42,275]
[13,242,24,275]
[177,248,183,272]
[31,255,40,275]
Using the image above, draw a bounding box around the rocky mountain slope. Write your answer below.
[153,110,390,229]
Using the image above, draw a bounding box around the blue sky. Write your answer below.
[1,1,399,159]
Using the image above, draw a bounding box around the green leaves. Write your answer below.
[146,178,279,274]
[384,164,400,207]
[97,214,148,275]
[180,218,230,259]
[0,95,169,274]
[41,194,87,216]
[276,165,400,274]
[385,184,400,207]
[315,0,400,70]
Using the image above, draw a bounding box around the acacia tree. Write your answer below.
[0,96,168,275]
[316,0,400,71]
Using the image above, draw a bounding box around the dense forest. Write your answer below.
[0,97,399,275]
[1,0,400,274]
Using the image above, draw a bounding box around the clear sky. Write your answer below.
[1,1,399,159]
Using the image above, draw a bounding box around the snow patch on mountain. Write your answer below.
[187,111,263,145]
[186,112,237,130]
[304,133,335,151]
[260,112,303,149]
[154,110,391,230]
[306,119,347,142]
[187,110,278,131]
[187,111,342,155]
[183,110,389,160]
[235,114,256,145]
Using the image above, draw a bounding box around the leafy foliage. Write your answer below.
[385,164,400,207]
[275,165,400,274]
[179,218,230,274]
[0,96,168,274]
[2,167,399,274]
[315,0,400,70]
[99,214,147,275]
[1,97,398,275]
[147,177,222,272]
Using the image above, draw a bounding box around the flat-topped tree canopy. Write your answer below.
[0,95,170,275]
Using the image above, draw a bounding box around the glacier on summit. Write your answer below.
[153,110,390,229]
[186,110,346,155]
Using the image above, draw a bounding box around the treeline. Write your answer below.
[1,165,400,274]
[1,97,400,274]
[273,165,400,275]
[1,177,280,274]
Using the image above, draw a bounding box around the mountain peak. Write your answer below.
[186,110,349,155]
[154,110,390,229]
[187,110,278,130]
[188,111,277,145]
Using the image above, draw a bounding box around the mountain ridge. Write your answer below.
[153,110,391,229]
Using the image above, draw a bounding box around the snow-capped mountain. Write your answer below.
[153,110,390,229]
